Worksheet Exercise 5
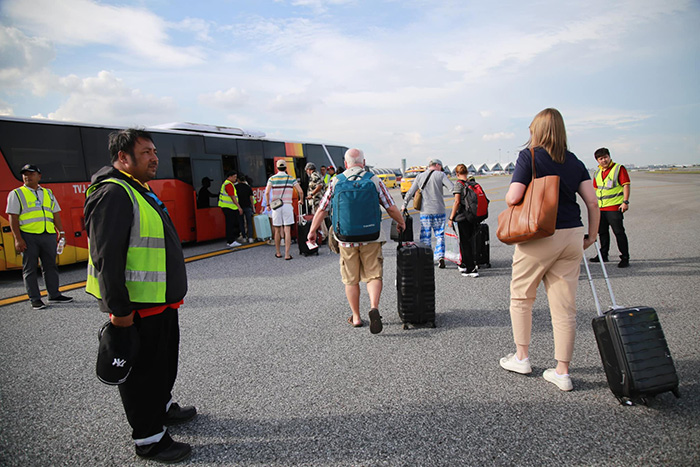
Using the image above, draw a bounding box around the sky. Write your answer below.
[1,0,699,170]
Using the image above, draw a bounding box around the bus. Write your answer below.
[0,117,348,271]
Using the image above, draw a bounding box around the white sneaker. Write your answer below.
[543,369,573,391]
[248,238,254,244]
[457,266,467,273]
[499,353,532,374]
[461,268,479,278]
[227,241,242,248]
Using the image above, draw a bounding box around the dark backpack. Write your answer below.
[460,180,489,224]
[331,171,382,242]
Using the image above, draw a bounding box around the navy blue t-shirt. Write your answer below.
[511,147,590,230]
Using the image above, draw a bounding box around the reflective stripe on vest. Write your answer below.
[14,186,56,234]
[595,163,624,207]
[218,180,238,210]
[85,178,167,303]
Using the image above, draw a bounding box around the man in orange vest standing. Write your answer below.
[6,164,72,309]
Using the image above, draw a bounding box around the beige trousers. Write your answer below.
[509,227,584,362]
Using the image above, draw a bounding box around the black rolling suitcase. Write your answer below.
[472,222,490,268]
[297,202,319,256]
[396,241,436,329]
[391,211,413,242]
[583,242,680,405]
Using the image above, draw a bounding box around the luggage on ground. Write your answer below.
[253,214,272,241]
[444,230,461,265]
[472,223,490,268]
[583,241,680,405]
[331,171,381,242]
[297,201,319,256]
[391,211,414,242]
[396,241,436,329]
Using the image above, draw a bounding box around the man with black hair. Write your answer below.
[6,163,73,309]
[591,148,631,268]
[219,171,243,247]
[84,128,195,463]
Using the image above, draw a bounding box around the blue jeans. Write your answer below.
[419,213,446,260]
[239,206,254,239]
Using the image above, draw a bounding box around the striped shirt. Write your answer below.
[266,171,298,206]
[318,166,395,247]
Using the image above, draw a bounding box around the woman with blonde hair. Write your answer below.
[499,108,600,391]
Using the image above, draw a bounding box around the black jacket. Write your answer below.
[84,167,187,316]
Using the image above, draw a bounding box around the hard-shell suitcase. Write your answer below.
[396,241,436,329]
[583,242,680,405]
[472,222,490,268]
[391,212,414,242]
[253,214,272,241]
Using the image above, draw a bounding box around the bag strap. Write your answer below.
[420,169,435,190]
[530,147,537,181]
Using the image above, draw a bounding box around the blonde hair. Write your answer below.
[454,163,468,175]
[528,108,567,163]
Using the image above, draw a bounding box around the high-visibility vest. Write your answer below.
[13,186,56,234]
[218,180,239,210]
[85,178,167,303]
[323,174,331,185]
[595,162,624,208]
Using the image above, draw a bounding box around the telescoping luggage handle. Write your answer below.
[582,237,622,317]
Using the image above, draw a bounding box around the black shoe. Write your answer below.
[438,258,445,269]
[164,403,197,426]
[31,299,47,310]
[589,256,608,263]
[48,294,73,303]
[135,433,191,464]
[618,258,630,268]
[368,308,383,335]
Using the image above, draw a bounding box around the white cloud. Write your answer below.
[482,132,515,141]
[43,71,177,125]
[0,26,55,94]
[0,99,14,116]
[2,0,205,67]
[199,87,250,109]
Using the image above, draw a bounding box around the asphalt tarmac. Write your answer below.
[0,172,699,466]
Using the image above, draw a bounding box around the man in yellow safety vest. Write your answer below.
[5,164,72,309]
[84,128,194,463]
[591,147,631,268]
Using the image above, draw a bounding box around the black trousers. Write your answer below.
[456,220,476,272]
[118,307,180,441]
[598,210,629,259]
[222,208,241,243]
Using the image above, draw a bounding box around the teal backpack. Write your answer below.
[331,171,381,242]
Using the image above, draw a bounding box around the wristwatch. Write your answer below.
[623,200,629,205]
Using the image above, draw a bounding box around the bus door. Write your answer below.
[191,154,225,242]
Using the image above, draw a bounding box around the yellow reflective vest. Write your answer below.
[12,186,57,234]
[218,180,239,210]
[594,163,625,208]
[85,178,167,303]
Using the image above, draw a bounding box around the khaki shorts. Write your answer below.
[339,242,384,285]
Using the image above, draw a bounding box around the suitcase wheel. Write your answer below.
[673,388,681,399]
[403,323,409,330]
[429,321,436,328]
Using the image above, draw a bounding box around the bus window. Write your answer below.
[326,145,347,169]
[237,139,265,185]
[151,132,206,180]
[263,141,285,180]
[0,121,86,182]
[81,127,113,179]
[222,155,239,177]
[172,157,193,185]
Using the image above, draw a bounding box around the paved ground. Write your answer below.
[1,172,699,466]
